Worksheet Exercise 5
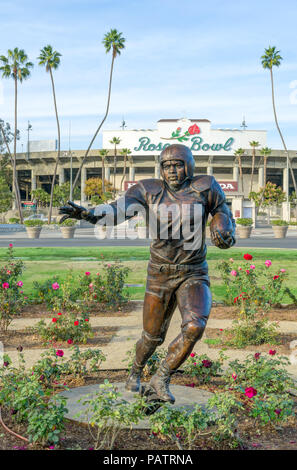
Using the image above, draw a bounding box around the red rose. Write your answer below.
[67,339,73,344]
[56,350,64,357]
[188,124,200,135]
[85,318,89,322]
[254,352,261,360]
[52,318,58,323]
[269,349,276,355]
[243,254,253,260]
[57,312,62,316]
[202,359,212,368]
[273,275,279,280]
[74,321,79,326]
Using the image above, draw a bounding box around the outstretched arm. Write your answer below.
[208,179,236,249]
[59,183,148,226]
[59,201,101,224]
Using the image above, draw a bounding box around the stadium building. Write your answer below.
[11,118,297,219]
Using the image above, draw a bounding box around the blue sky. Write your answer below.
[1,0,297,151]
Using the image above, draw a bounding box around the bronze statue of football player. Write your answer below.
[60,144,235,410]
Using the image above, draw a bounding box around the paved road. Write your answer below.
[0,228,296,248]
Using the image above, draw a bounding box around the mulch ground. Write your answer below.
[210,304,297,321]
[0,326,118,351]
[18,303,297,321]
[204,328,296,354]
[0,370,296,451]
[18,301,139,318]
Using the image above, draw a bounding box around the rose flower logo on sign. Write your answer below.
[161,124,200,142]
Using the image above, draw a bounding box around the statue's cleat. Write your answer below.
[148,362,175,404]
[139,384,166,415]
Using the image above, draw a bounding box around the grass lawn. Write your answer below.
[2,246,296,302]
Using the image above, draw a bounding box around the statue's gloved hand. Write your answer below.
[211,229,236,249]
[59,201,90,223]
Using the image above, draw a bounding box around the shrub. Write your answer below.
[149,403,211,450]
[0,356,68,446]
[271,219,289,226]
[32,276,62,307]
[8,217,20,224]
[236,218,253,226]
[76,380,146,450]
[0,244,25,332]
[33,311,93,344]
[182,352,225,384]
[60,219,77,227]
[224,353,295,426]
[24,219,45,227]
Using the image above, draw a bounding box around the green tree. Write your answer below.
[99,149,109,193]
[249,141,260,195]
[0,48,33,222]
[110,137,121,194]
[261,46,297,210]
[234,148,245,193]
[72,29,126,192]
[37,45,62,224]
[0,174,13,214]
[249,181,286,223]
[84,177,113,200]
[120,148,131,191]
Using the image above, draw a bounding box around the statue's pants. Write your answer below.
[134,261,212,372]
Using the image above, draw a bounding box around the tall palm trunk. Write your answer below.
[48,67,60,224]
[72,52,116,193]
[238,157,243,193]
[120,152,127,192]
[113,144,117,196]
[270,69,297,211]
[263,156,267,186]
[249,148,256,194]
[102,156,105,193]
[13,75,23,222]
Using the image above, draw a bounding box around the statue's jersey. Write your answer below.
[93,175,234,266]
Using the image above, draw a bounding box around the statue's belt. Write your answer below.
[149,262,208,274]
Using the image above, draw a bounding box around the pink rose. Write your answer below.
[85,272,91,276]
[2,282,9,289]
[230,270,237,277]
[246,270,250,275]
[244,387,257,398]
[17,281,23,287]
[190,353,196,358]
[9,243,13,248]
[250,265,255,270]
[280,269,286,273]
[52,282,59,290]
[265,260,272,267]
[232,373,237,380]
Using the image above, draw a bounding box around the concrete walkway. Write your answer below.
[5,307,297,379]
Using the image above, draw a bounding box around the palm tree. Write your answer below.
[261,46,297,209]
[38,45,62,224]
[99,148,109,193]
[110,137,121,195]
[72,29,126,193]
[0,48,33,222]
[260,147,272,187]
[249,141,260,195]
[120,148,131,191]
[234,148,245,193]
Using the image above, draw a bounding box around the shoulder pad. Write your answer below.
[138,178,164,196]
[191,175,214,192]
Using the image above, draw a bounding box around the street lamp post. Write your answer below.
[27,121,32,160]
